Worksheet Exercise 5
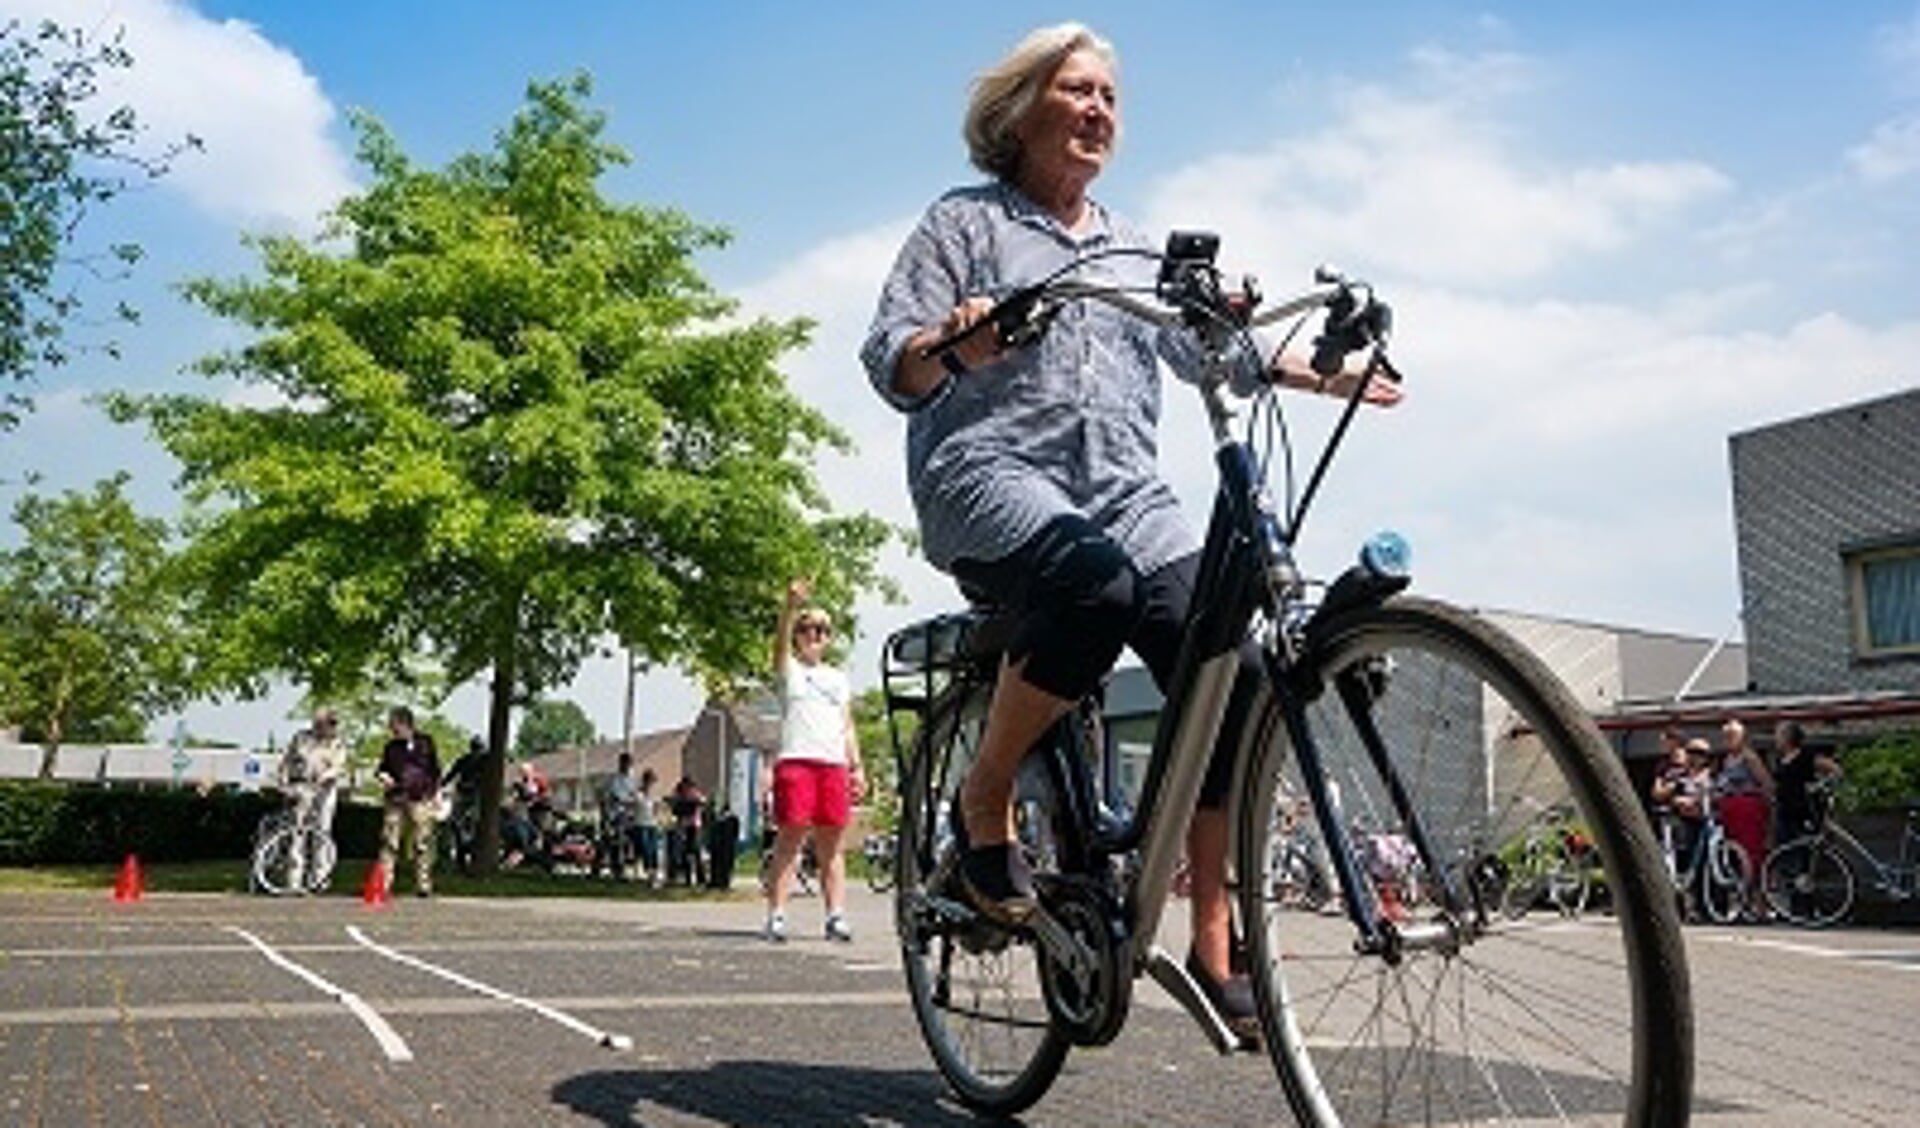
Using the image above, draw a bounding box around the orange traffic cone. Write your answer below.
[112,854,145,903]
[360,861,392,908]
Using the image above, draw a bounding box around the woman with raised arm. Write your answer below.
[860,22,1396,1035]
[763,578,865,943]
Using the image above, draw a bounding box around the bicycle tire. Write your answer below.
[1547,847,1593,918]
[1239,596,1691,1128]
[250,825,300,897]
[1498,844,1547,921]
[895,681,1070,1117]
[1698,837,1750,925]
[1761,837,1856,928]
[302,829,338,893]
[867,851,896,895]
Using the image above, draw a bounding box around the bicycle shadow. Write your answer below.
[552,1060,1021,1127]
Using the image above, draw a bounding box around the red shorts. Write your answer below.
[773,759,851,829]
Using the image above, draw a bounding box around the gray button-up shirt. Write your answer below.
[862,181,1235,576]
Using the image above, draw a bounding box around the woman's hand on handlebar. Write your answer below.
[936,296,1004,371]
[895,296,1005,401]
[1272,351,1403,407]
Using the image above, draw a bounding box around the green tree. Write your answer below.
[108,76,889,872]
[0,19,193,426]
[0,473,187,769]
[514,697,596,759]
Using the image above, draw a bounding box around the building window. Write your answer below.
[1847,542,1920,658]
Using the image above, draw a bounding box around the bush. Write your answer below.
[1838,733,1920,814]
[0,782,386,865]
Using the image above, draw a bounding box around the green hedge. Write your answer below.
[0,782,385,865]
[1838,733,1920,814]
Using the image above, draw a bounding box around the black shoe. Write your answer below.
[1186,950,1261,1044]
[957,843,1038,925]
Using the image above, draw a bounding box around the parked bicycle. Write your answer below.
[882,236,1691,1125]
[1265,800,1332,912]
[1498,799,1596,920]
[1762,778,1920,927]
[863,831,897,894]
[1659,783,1750,924]
[250,782,338,896]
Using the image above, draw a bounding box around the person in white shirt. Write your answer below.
[278,708,346,891]
[763,579,865,942]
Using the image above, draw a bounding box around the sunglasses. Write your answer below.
[794,623,831,638]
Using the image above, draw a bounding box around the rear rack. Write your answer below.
[879,610,1001,789]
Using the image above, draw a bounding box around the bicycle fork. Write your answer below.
[1282,666,1467,961]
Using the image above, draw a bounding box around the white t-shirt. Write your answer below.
[779,661,852,765]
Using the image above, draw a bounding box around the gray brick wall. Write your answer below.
[1730,388,1920,694]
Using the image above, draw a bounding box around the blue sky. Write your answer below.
[4,1,1918,747]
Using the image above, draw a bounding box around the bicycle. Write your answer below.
[250,783,338,896]
[881,234,1691,1124]
[864,831,898,894]
[1659,786,1749,925]
[1265,800,1333,912]
[1498,799,1596,920]
[1762,779,1920,927]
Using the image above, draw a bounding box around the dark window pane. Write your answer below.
[1862,553,1920,650]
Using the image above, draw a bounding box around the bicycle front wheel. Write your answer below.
[1239,596,1691,1127]
[250,826,300,897]
[895,682,1069,1117]
[1761,837,1855,927]
[1698,837,1751,925]
[1547,847,1593,918]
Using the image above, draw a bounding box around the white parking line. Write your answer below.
[223,926,414,1061]
[345,925,634,1051]
[1703,933,1920,969]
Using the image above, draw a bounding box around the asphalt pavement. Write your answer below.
[1,883,1916,1126]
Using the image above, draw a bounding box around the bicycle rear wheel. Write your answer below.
[302,829,337,892]
[895,682,1069,1116]
[1760,838,1855,927]
[1239,596,1690,1127]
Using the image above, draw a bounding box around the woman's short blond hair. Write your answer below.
[964,23,1117,180]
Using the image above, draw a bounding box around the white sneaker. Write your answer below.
[824,913,853,943]
[763,913,788,943]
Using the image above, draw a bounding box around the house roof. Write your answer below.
[523,725,688,780]
[1598,689,1920,732]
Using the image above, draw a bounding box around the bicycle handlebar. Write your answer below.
[916,233,1401,391]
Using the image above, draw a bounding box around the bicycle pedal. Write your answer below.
[1144,945,1248,1056]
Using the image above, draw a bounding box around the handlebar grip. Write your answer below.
[916,283,1048,361]
[918,318,987,361]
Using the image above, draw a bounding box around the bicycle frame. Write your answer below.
[1818,816,1920,899]
[1010,283,1431,969]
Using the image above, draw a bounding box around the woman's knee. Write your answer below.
[1015,540,1143,699]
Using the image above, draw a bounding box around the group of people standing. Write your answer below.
[274,704,444,897]
[1650,716,1842,917]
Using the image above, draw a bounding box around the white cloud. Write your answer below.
[1877,7,1920,89]
[7,0,356,233]
[1142,79,1729,290]
[1847,114,1920,184]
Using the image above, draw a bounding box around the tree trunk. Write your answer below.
[472,648,515,876]
[35,670,70,779]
